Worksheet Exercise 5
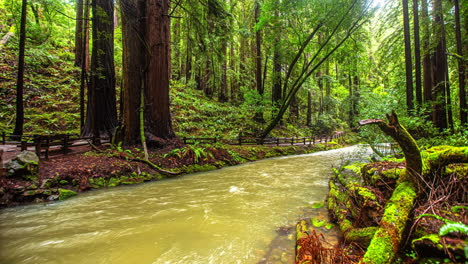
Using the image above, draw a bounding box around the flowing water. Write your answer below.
[0,146,370,264]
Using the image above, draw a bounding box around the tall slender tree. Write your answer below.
[254,0,265,123]
[412,0,422,106]
[421,0,432,104]
[431,0,448,130]
[402,0,414,113]
[74,0,84,67]
[454,0,467,125]
[13,0,28,137]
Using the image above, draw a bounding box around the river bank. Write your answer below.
[0,138,346,208]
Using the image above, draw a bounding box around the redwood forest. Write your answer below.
[0,0,466,263]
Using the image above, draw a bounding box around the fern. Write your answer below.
[438,223,468,236]
[418,213,468,236]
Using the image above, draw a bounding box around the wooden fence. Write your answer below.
[183,131,346,146]
[1,131,345,160]
[1,132,96,159]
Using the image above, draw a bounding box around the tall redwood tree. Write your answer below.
[120,0,175,145]
[82,0,117,141]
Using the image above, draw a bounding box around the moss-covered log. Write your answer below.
[423,145,468,176]
[360,181,418,264]
[327,180,379,246]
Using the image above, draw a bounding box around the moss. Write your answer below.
[108,177,119,187]
[412,234,442,249]
[59,180,68,185]
[296,220,308,241]
[89,177,107,188]
[360,181,417,264]
[58,188,77,200]
[422,146,468,174]
[310,201,325,209]
[312,217,327,228]
[344,162,366,176]
[345,226,378,246]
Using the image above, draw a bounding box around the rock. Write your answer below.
[58,188,77,200]
[5,151,39,180]
[16,151,39,165]
[48,194,59,201]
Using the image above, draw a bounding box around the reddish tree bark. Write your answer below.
[120,0,145,145]
[145,0,175,140]
[82,0,117,141]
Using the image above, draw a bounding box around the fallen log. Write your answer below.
[358,112,421,264]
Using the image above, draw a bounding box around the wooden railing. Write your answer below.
[183,131,346,146]
[1,131,345,160]
[1,132,98,159]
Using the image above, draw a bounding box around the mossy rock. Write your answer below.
[58,188,77,200]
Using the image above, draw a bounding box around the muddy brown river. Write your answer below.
[0,146,370,264]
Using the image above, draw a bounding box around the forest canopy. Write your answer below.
[0,0,466,146]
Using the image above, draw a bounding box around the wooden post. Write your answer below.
[276,138,279,146]
[45,136,50,160]
[291,137,294,145]
[63,135,69,153]
[238,137,242,146]
[34,136,42,157]
[21,141,27,151]
[1,132,5,144]
[183,137,187,144]
[0,148,3,177]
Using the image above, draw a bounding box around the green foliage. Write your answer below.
[438,223,468,236]
[163,143,213,164]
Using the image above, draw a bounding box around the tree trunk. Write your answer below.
[145,0,175,140]
[74,0,84,67]
[219,41,228,102]
[348,74,354,127]
[431,0,448,130]
[306,90,312,127]
[317,69,324,116]
[229,39,238,103]
[454,0,467,125]
[272,42,282,106]
[83,0,117,142]
[185,22,192,82]
[120,0,145,145]
[254,0,264,123]
[421,0,432,104]
[402,0,414,114]
[172,17,181,80]
[413,0,422,107]
[13,0,27,137]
